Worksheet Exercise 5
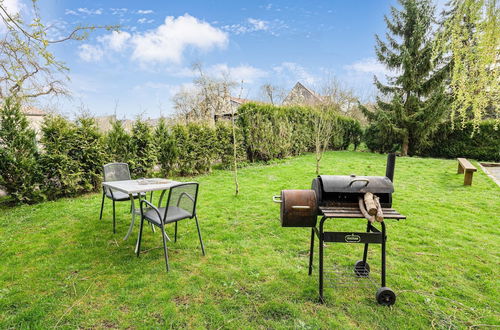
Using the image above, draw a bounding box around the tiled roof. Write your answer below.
[230,97,252,104]
[22,106,46,116]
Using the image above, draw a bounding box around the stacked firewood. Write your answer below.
[358,192,384,223]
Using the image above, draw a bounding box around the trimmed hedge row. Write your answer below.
[237,103,363,162]
[1,101,363,204]
[419,120,500,162]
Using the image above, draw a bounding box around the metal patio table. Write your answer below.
[102,179,182,252]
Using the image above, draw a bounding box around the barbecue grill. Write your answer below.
[273,153,406,306]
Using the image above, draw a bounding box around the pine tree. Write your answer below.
[363,0,449,156]
[130,118,157,177]
[0,97,43,204]
[106,119,131,163]
[155,117,178,176]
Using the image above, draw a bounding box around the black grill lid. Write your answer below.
[319,175,394,194]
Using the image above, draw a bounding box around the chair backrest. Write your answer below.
[103,163,131,197]
[163,182,199,220]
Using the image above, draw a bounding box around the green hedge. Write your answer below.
[1,100,364,204]
[420,120,500,162]
[40,115,106,200]
[237,103,362,162]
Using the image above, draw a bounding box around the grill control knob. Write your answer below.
[350,174,356,177]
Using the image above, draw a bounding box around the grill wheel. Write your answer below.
[376,287,396,306]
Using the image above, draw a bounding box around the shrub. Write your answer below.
[215,121,246,169]
[237,103,313,162]
[420,120,500,161]
[0,98,43,204]
[39,115,84,199]
[171,123,218,175]
[155,117,178,176]
[237,103,363,161]
[337,116,363,150]
[363,124,401,154]
[106,119,131,163]
[71,116,107,191]
[129,118,157,177]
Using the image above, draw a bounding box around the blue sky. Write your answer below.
[26,0,410,118]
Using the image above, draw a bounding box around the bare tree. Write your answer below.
[172,63,237,123]
[0,1,117,100]
[259,83,286,105]
[311,106,337,175]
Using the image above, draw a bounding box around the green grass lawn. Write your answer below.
[1,151,499,329]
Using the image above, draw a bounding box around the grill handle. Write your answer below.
[292,205,311,209]
[272,195,282,203]
[348,178,370,187]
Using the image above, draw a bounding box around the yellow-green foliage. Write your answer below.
[435,0,500,128]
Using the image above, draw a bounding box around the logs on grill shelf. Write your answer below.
[363,192,377,215]
[358,197,375,223]
[374,196,384,222]
[359,193,385,223]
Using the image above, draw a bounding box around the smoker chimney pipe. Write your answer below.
[386,153,396,182]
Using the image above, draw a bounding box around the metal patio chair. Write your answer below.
[99,163,144,233]
[137,182,205,272]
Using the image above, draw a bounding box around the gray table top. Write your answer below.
[102,179,184,194]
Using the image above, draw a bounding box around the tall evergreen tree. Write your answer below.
[130,118,157,177]
[363,0,449,156]
[106,119,131,163]
[155,117,178,176]
[0,98,43,204]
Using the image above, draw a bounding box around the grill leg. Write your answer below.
[381,221,387,287]
[308,227,315,276]
[362,220,370,263]
[318,217,326,303]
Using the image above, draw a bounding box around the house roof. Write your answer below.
[230,96,252,104]
[22,106,46,116]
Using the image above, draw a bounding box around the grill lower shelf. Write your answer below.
[323,263,379,288]
[320,206,406,219]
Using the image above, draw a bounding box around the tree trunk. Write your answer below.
[401,135,409,156]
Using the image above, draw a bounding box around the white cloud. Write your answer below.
[2,0,22,14]
[130,14,228,64]
[110,8,128,16]
[222,18,286,36]
[98,31,131,51]
[247,18,268,31]
[273,62,317,85]
[222,18,269,35]
[137,9,154,14]
[78,44,104,62]
[137,18,154,24]
[66,7,103,15]
[207,64,268,83]
[1,0,23,32]
[344,57,390,76]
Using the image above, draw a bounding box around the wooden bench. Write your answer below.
[457,158,477,185]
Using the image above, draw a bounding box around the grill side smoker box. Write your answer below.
[274,153,406,306]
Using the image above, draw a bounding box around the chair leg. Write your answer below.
[161,225,170,272]
[194,215,205,256]
[137,215,145,257]
[112,200,116,234]
[174,221,178,242]
[130,200,133,214]
[99,192,105,220]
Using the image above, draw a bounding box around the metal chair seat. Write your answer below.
[143,206,192,225]
[108,191,145,201]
